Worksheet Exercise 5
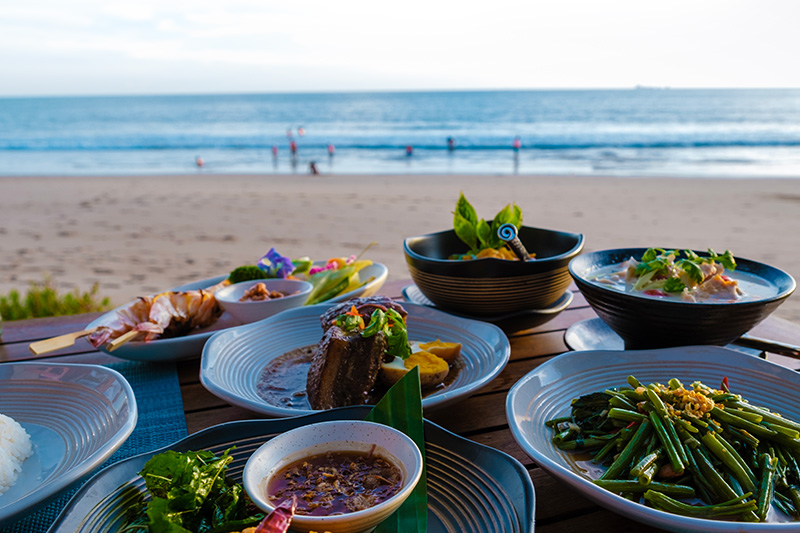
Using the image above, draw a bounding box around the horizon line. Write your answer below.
[2,86,800,100]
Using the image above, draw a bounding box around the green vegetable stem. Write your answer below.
[545,375,800,523]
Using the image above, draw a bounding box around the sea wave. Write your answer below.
[4,139,800,151]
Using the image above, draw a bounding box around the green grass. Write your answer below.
[0,278,112,321]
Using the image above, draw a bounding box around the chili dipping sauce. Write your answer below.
[266,450,402,515]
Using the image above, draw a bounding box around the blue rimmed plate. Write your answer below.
[507,346,800,532]
[86,263,388,362]
[0,363,137,527]
[200,302,510,417]
[48,407,534,533]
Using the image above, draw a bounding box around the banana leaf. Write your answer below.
[365,367,427,533]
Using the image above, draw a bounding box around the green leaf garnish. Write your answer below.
[676,259,704,284]
[455,192,478,227]
[367,367,427,533]
[476,219,492,250]
[123,448,262,533]
[634,247,736,294]
[664,277,686,293]
[346,308,412,360]
[453,212,479,254]
[452,193,523,257]
[709,249,737,271]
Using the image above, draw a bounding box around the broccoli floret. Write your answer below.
[227,265,268,284]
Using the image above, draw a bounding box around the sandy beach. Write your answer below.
[1,174,798,324]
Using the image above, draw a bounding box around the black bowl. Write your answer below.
[404,225,584,316]
[569,248,796,349]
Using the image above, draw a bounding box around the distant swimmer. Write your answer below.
[327,143,336,156]
[286,128,293,138]
[406,145,413,156]
[513,136,522,151]
[447,137,455,151]
[272,145,279,158]
[195,156,204,167]
[298,126,306,136]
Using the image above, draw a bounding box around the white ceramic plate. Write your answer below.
[506,346,800,532]
[0,363,137,527]
[86,263,388,362]
[200,302,510,417]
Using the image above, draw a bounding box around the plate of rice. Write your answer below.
[0,363,137,527]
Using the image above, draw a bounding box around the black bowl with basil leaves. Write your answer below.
[404,225,583,316]
[569,247,796,349]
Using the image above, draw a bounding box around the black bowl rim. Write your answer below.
[403,225,585,265]
[569,247,796,307]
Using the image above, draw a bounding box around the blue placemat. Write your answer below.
[1,361,188,533]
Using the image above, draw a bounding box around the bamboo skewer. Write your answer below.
[29,327,98,355]
[106,329,140,352]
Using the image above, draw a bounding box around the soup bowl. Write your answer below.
[569,248,796,349]
[404,225,584,316]
[243,420,423,533]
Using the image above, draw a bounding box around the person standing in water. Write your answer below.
[405,145,413,156]
[447,137,455,151]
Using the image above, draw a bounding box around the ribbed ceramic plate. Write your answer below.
[85,263,388,362]
[48,407,534,533]
[200,302,510,417]
[404,284,573,325]
[506,346,800,532]
[0,363,137,527]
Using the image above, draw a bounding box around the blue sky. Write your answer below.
[2,0,799,97]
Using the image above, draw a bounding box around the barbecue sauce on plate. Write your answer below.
[256,344,462,409]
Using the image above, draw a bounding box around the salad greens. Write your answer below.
[453,193,522,257]
[334,305,412,360]
[119,448,263,533]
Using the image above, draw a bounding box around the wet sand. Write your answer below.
[1,174,798,323]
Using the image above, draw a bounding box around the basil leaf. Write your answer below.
[664,278,686,293]
[476,219,492,250]
[492,203,514,226]
[453,212,478,253]
[455,192,478,227]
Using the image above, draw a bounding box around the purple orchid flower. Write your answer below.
[258,248,295,278]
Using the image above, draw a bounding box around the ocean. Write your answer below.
[1,89,800,177]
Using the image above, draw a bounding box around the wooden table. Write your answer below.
[3,280,800,532]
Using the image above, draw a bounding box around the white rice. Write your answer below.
[0,413,33,496]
